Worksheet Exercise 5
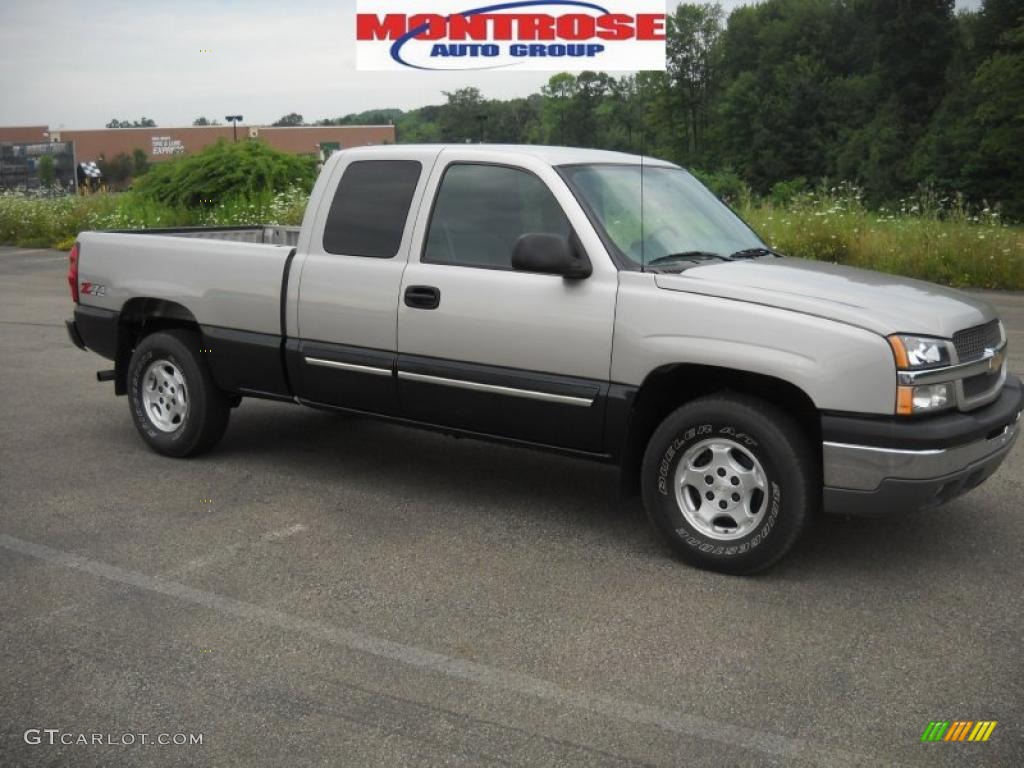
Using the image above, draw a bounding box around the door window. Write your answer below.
[423,164,571,269]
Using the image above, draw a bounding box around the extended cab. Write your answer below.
[66,145,1023,573]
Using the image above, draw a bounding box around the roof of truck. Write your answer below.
[343,143,679,168]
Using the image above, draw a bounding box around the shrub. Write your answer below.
[0,190,119,248]
[132,140,317,208]
[770,177,808,206]
[690,168,750,206]
[2,174,1022,291]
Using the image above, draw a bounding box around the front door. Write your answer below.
[396,155,618,453]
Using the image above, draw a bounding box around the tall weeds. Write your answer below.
[2,183,1022,290]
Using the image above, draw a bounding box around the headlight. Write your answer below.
[888,335,953,368]
[888,335,956,415]
[897,383,952,414]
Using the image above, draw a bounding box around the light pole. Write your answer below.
[225,115,243,142]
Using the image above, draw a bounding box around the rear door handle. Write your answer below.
[404,285,441,310]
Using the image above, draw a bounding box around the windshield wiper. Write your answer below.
[728,247,778,260]
[645,251,727,268]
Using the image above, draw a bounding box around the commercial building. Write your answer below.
[0,123,393,161]
[0,123,396,190]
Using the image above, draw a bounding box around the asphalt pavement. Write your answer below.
[1,245,1021,767]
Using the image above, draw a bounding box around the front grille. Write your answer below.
[953,320,1001,362]
[963,369,1001,398]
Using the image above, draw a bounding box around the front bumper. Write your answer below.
[822,377,1023,516]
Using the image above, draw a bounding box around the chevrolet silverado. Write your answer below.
[65,145,1022,573]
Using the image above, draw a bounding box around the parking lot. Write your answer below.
[1,245,1021,767]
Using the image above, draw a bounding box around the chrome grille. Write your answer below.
[953,320,1001,362]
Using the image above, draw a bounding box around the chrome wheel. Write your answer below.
[141,358,188,433]
[674,438,768,541]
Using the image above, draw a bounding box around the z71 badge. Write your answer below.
[80,281,107,297]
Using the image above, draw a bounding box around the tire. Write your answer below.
[641,394,814,574]
[127,329,230,457]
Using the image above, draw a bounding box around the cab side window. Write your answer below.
[323,160,422,258]
[423,164,571,270]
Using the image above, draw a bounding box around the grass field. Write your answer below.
[2,186,1022,289]
[0,188,308,252]
[737,186,1024,290]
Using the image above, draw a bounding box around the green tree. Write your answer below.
[317,108,404,126]
[272,113,304,127]
[913,0,1024,217]
[132,148,150,177]
[396,110,442,143]
[540,73,578,145]
[284,0,1022,216]
[959,21,1024,218]
[97,153,134,186]
[38,155,56,187]
[105,118,157,129]
[440,88,486,141]
[712,0,848,190]
[665,3,724,163]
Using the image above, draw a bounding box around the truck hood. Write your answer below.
[654,257,996,338]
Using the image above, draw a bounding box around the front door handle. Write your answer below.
[404,285,441,310]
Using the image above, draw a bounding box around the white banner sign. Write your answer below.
[151,136,185,156]
[356,0,666,72]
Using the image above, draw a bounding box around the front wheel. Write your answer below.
[641,394,815,574]
[127,329,230,457]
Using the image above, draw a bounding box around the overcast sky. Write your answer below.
[0,0,984,129]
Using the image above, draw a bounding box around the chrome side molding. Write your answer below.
[304,357,392,377]
[396,371,595,407]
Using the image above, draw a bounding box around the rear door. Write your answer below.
[395,151,618,453]
[288,148,440,413]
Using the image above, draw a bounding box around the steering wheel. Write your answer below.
[629,223,684,260]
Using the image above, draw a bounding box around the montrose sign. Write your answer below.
[356,0,666,71]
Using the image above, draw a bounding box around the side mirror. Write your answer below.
[511,233,592,279]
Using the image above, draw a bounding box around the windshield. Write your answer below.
[560,164,765,269]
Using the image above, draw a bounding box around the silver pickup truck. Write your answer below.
[66,144,1022,573]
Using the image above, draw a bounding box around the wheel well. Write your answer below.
[620,364,822,494]
[112,298,200,395]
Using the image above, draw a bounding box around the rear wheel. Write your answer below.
[641,394,814,574]
[127,329,229,457]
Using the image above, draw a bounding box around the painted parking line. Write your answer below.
[0,320,63,328]
[260,523,308,541]
[0,533,895,768]
[0,249,56,257]
[171,523,309,575]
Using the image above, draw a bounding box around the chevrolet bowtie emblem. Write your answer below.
[986,348,1004,373]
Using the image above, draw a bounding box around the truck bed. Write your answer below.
[76,230,294,337]
[107,225,301,247]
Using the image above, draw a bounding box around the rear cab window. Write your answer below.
[323,160,422,258]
